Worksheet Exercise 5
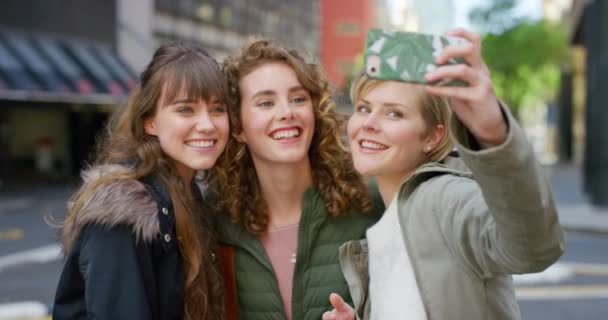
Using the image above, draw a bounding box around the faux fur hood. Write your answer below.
[61,165,160,253]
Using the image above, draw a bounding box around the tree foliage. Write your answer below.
[341,0,569,116]
[470,0,569,115]
[481,20,569,115]
[469,0,523,33]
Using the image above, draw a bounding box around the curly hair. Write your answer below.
[207,38,372,235]
[61,43,225,320]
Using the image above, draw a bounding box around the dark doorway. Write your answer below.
[68,110,108,175]
[0,110,10,185]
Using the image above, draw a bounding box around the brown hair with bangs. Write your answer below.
[207,38,372,235]
[61,43,226,320]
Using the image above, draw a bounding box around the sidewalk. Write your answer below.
[558,204,608,234]
[546,164,608,234]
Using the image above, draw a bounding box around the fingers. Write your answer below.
[322,310,337,320]
[435,43,488,75]
[437,28,489,76]
[424,85,472,102]
[329,293,350,314]
[435,42,474,65]
[426,64,480,86]
[325,293,355,320]
[445,28,481,47]
[424,80,493,104]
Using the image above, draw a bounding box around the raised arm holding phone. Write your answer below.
[323,28,564,320]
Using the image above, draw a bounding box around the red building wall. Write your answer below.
[320,0,375,89]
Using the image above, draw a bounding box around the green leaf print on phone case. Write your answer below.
[364,29,469,86]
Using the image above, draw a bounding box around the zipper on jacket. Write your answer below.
[233,236,289,319]
[290,188,325,320]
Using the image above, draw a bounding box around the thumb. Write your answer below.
[329,293,353,315]
[322,310,336,320]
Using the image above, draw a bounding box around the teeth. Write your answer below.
[187,140,214,148]
[361,140,387,150]
[272,129,300,140]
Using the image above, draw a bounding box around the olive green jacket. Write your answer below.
[213,188,381,320]
[340,105,565,320]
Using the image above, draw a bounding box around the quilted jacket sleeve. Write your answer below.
[438,103,565,278]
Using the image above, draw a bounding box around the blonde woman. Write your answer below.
[323,28,564,320]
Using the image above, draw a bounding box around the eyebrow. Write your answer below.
[250,86,307,101]
[360,98,410,110]
[251,90,275,101]
[288,86,307,93]
[165,97,221,107]
[168,98,196,106]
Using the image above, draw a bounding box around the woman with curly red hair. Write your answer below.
[206,38,382,320]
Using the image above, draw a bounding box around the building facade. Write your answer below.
[319,0,393,90]
[0,0,134,182]
[560,0,608,206]
[0,0,319,184]
[120,0,319,72]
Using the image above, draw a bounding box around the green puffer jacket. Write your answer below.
[213,187,381,320]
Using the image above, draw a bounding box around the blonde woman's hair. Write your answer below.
[208,38,372,235]
[350,72,454,163]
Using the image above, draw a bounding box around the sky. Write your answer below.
[452,0,544,30]
[389,0,544,31]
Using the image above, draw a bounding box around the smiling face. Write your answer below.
[144,87,229,181]
[348,81,442,180]
[236,62,315,168]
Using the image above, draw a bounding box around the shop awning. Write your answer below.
[0,29,137,105]
[34,36,96,94]
[0,31,70,92]
[0,36,39,91]
[63,41,126,95]
[93,46,137,91]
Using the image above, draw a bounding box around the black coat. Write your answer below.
[53,171,187,320]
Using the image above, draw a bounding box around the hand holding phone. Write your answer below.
[423,28,508,147]
[364,29,469,86]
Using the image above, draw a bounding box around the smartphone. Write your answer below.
[364,29,469,86]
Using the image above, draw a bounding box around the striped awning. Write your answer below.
[0,29,137,105]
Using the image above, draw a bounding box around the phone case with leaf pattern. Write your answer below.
[364,29,469,86]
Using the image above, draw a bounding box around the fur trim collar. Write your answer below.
[62,165,160,252]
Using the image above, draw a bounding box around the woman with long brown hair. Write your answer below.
[206,38,382,320]
[53,43,228,320]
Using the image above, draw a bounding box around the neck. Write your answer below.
[175,163,194,185]
[375,169,413,207]
[253,158,313,228]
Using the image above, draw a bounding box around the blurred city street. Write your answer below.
[1,0,607,319]
[1,164,608,319]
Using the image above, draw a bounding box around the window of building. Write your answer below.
[197,3,215,22]
[335,21,361,36]
[263,11,280,34]
[219,6,232,27]
[155,0,175,13]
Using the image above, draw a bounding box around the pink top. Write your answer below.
[260,223,299,320]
